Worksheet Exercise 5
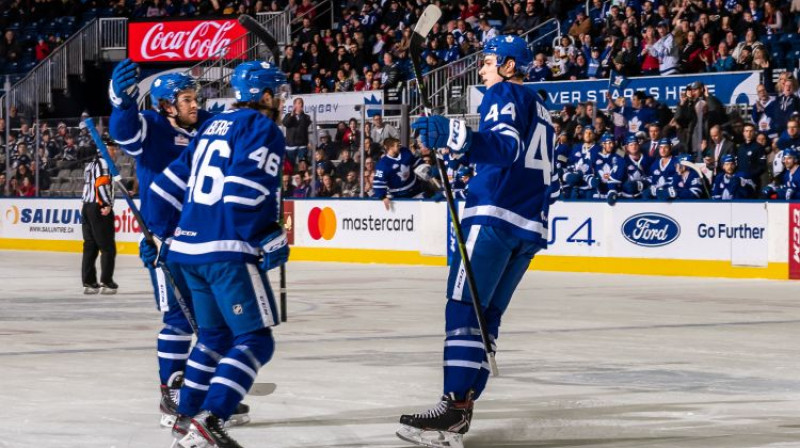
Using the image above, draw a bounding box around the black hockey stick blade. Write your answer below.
[238,14,281,63]
[249,382,277,396]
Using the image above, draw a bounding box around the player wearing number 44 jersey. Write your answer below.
[147,60,289,448]
[401,35,559,448]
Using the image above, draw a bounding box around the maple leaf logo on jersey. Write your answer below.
[628,116,642,133]
[398,164,410,181]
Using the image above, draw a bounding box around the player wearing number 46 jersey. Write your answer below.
[147,60,289,448]
[401,35,559,448]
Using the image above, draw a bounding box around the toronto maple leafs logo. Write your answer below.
[628,116,642,133]
[398,164,410,181]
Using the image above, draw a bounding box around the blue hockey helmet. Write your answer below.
[658,137,672,147]
[456,166,474,181]
[231,61,289,103]
[601,133,614,143]
[625,134,639,145]
[150,72,197,110]
[675,153,693,164]
[483,35,533,77]
[784,148,799,160]
[721,154,736,164]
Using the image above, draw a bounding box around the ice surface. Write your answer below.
[2,251,800,447]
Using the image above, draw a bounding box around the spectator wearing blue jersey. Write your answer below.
[752,83,778,139]
[401,35,558,448]
[147,60,289,448]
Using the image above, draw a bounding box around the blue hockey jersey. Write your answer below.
[647,157,677,188]
[776,167,800,200]
[609,104,658,135]
[372,147,423,199]
[109,105,213,226]
[712,172,750,200]
[612,152,653,184]
[667,169,704,199]
[461,81,559,248]
[146,108,286,264]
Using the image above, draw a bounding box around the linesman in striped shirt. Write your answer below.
[81,145,117,295]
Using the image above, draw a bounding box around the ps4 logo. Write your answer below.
[622,213,680,247]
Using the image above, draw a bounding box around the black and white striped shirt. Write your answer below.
[82,156,114,206]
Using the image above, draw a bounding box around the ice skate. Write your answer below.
[160,373,184,428]
[397,393,473,448]
[178,411,244,448]
[83,283,100,294]
[169,415,191,448]
[225,402,251,427]
[100,281,118,295]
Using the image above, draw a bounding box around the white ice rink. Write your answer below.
[3,251,800,448]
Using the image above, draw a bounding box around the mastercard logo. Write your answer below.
[308,206,336,240]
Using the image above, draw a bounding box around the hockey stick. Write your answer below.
[410,5,498,377]
[238,14,288,322]
[84,118,199,334]
[680,160,712,198]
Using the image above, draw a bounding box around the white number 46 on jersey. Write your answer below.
[248,146,281,177]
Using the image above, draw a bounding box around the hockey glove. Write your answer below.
[260,228,289,271]
[109,58,140,109]
[411,115,472,156]
[139,238,158,267]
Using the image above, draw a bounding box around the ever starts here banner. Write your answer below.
[469,71,761,112]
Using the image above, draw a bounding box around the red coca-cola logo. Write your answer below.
[128,19,247,62]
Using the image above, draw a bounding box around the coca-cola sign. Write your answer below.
[128,18,248,63]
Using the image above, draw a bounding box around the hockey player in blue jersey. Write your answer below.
[762,149,800,200]
[452,166,473,200]
[643,138,677,199]
[712,155,752,200]
[373,137,424,210]
[654,153,705,200]
[107,60,254,428]
[561,128,600,198]
[400,35,558,448]
[611,135,653,200]
[145,60,289,448]
[584,133,623,199]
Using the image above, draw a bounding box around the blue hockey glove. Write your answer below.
[564,172,581,186]
[607,190,619,205]
[139,238,157,267]
[587,175,600,190]
[411,115,472,156]
[260,228,289,271]
[109,58,140,109]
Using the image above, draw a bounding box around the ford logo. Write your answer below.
[622,213,681,247]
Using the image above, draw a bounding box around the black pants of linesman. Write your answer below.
[81,202,116,285]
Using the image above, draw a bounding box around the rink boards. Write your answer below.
[0,198,797,280]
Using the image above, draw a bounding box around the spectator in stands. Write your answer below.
[281,45,301,75]
[8,106,23,130]
[340,170,359,197]
[0,173,7,197]
[291,172,310,198]
[16,176,35,197]
[57,135,79,169]
[752,83,778,139]
[612,37,640,77]
[569,11,592,39]
[641,26,661,75]
[336,148,358,180]
[649,20,679,75]
[776,78,800,134]
[708,42,735,72]
[342,118,360,151]
[283,97,312,165]
[14,142,31,168]
[679,30,703,73]
[528,52,552,81]
[370,113,398,145]
[0,30,22,62]
[317,174,341,197]
[362,136,382,162]
[35,37,50,61]
[380,52,401,89]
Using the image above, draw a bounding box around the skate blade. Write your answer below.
[224,413,251,428]
[100,287,117,295]
[396,425,464,448]
[178,430,212,448]
[160,413,177,429]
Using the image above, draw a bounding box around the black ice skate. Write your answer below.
[226,402,251,427]
[100,281,118,295]
[160,373,184,428]
[83,283,100,294]
[396,392,474,448]
[178,411,244,448]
